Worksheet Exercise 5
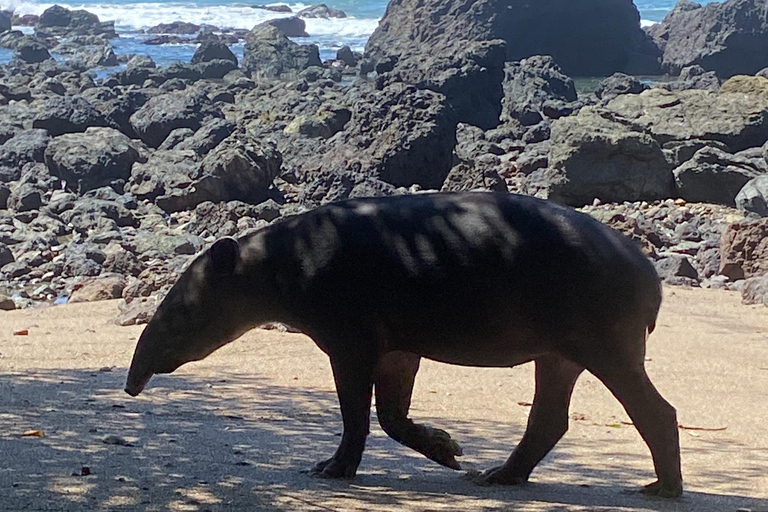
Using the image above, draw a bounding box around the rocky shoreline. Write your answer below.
[3,0,768,324]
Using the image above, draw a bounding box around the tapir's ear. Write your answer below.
[207,238,239,275]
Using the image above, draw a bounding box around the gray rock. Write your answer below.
[191,40,238,65]
[742,274,768,306]
[662,139,730,168]
[146,21,200,34]
[607,87,768,152]
[0,184,9,209]
[242,24,321,78]
[502,56,578,124]
[365,0,661,77]
[534,107,674,206]
[0,242,14,268]
[647,0,768,77]
[0,130,50,182]
[129,91,223,148]
[655,254,700,281]
[32,96,110,137]
[595,73,649,100]
[673,146,765,206]
[44,128,146,193]
[175,118,235,155]
[298,4,347,18]
[736,175,768,216]
[13,40,52,63]
[659,65,721,91]
[298,170,400,206]
[0,10,10,32]
[266,16,308,37]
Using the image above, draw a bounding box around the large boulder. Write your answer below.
[242,24,321,78]
[0,129,50,182]
[720,218,768,280]
[648,0,768,77]
[317,84,457,190]
[365,0,661,77]
[298,5,347,18]
[266,16,308,37]
[501,55,578,124]
[32,96,110,137]
[128,133,282,213]
[375,39,506,130]
[742,274,768,305]
[606,87,768,153]
[129,91,223,148]
[36,4,116,38]
[13,40,52,63]
[530,107,673,206]
[191,40,238,66]
[44,128,146,193]
[0,10,10,32]
[146,21,200,34]
[673,146,765,206]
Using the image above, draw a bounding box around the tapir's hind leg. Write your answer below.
[311,352,375,478]
[476,354,584,485]
[374,351,464,469]
[592,362,683,498]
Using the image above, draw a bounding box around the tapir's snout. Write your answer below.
[125,342,154,397]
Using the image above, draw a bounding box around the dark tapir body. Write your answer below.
[125,192,683,498]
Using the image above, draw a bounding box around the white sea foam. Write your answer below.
[9,0,379,38]
[640,19,657,28]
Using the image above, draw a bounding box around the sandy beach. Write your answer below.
[1,286,767,511]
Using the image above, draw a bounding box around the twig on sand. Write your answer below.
[678,424,727,432]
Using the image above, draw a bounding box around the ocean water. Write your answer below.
[0,0,717,70]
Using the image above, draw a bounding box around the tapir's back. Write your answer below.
[257,192,661,364]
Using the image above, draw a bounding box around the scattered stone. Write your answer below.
[720,218,768,281]
[102,434,128,445]
[742,275,768,306]
[68,275,127,303]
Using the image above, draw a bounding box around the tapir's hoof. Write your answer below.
[640,480,683,498]
[307,458,358,479]
[472,466,528,487]
[423,427,463,470]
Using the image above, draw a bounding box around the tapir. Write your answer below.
[125,192,683,498]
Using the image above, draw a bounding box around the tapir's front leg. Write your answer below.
[311,351,375,478]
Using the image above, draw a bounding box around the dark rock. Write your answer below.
[251,5,293,13]
[0,130,50,182]
[719,218,768,280]
[317,84,457,190]
[375,39,506,130]
[33,95,110,137]
[196,59,239,79]
[184,200,281,238]
[648,0,768,77]
[298,170,399,206]
[81,87,151,138]
[533,107,674,206]
[176,118,235,155]
[0,242,14,268]
[37,5,115,38]
[62,243,103,277]
[502,56,578,125]
[115,295,159,326]
[44,128,145,194]
[157,128,195,150]
[0,10,10,32]
[440,163,506,192]
[266,16,308,37]
[12,14,39,26]
[284,105,351,138]
[129,91,223,148]
[147,21,201,34]
[655,254,700,282]
[336,45,358,67]
[365,0,661,77]
[191,40,238,65]
[736,175,768,216]
[595,73,649,100]
[13,40,52,63]
[742,274,768,305]
[298,4,347,18]
[0,184,9,209]
[242,24,321,78]
[662,139,729,168]
[2,261,31,279]
[143,35,192,45]
[60,197,138,234]
[7,182,43,212]
[673,146,765,206]
[607,87,768,153]
[0,83,32,102]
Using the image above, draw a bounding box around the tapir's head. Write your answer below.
[125,238,258,396]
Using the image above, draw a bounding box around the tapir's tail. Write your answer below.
[645,276,663,336]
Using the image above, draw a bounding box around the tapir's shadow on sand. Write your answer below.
[0,368,764,512]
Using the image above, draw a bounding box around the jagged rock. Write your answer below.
[191,40,238,65]
[662,139,730,168]
[720,218,768,280]
[115,295,159,326]
[655,254,700,285]
[183,200,281,238]
[365,0,661,77]
[298,4,346,18]
[175,118,235,155]
[284,106,351,139]
[147,21,201,34]
[44,128,146,193]
[440,163,506,192]
[0,130,50,182]
[742,274,768,305]
[336,45,358,67]
[673,146,765,206]
[33,96,110,137]
[13,40,52,63]
[80,87,151,139]
[531,107,674,206]
[242,24,321,78]
[736,175,768,216]
[37,5,115,38]
[0,185,9,209]
[129,91,223,148]
[0,242,14,268]
[595,72,649,100]
[648,0,768,77]
[266,16,308,37]
[298,170,400,206]
[607,87,768,153]
[502,56,579,124]
[317,84,457,189]
[660,65,721,91]
[0,10,10,32]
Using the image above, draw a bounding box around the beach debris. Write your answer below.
[13,329,29,336]
[22,430,45,437]
[102,434,129,445]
